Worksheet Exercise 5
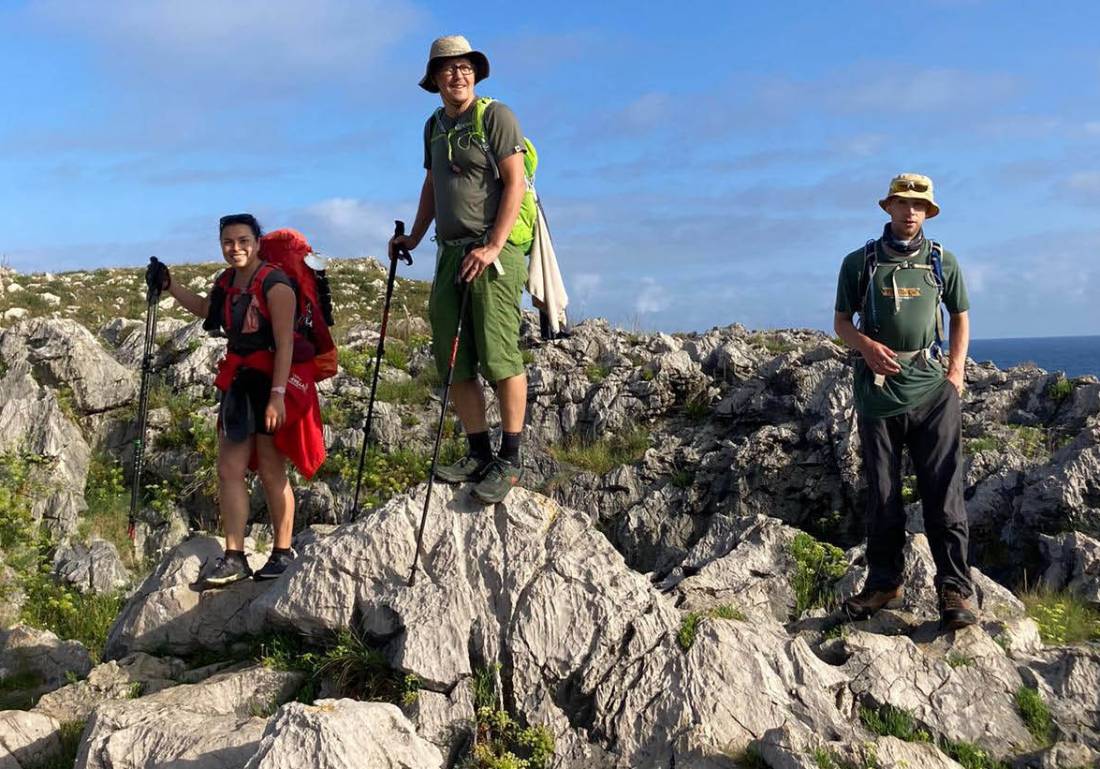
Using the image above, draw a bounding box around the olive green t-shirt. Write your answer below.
[423,99,525,242]
[835,240,969,418]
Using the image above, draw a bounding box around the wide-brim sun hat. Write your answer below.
[419,35,490,93]
[879,172,940,218]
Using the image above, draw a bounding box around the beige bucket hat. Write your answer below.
[879,172,940,218]
[418,35,490,93]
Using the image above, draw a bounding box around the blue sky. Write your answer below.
[1,1,1098,338]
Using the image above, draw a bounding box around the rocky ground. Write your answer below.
[0,259,1098,768]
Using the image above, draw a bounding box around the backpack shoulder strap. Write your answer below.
[855,239,877,310]
[471,96,495,139]
[928,241,947,354]
[928,240,945,288]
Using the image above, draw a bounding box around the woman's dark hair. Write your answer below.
[219,213,262,239]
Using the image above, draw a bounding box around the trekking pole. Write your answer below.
[349,220,414,521]
[408,271,471,587]
[128,257,163,541]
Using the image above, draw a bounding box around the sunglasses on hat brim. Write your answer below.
[890,179,930,194]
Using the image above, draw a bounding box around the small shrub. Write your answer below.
[26,719,86,769]
[468,666,554,769]
[550,427,650,476]
[681,393,711,423]
[1020,587,1100,645]
[1007,425,1050,461]
[1047,376,1074,404]
[1015,685,1054,745]
[669,469,695,489]
[965,435,999,454]
[939,739,1010,769]
[585,363,610,384]
[859,703,930,742]
[946,652,974,669]
[789,532,848,616]
[735,743,769,769]
[677,605,745,651]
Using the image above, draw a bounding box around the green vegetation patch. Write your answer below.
[747,332,799,355]
[585,363,611,384]
[319,440,463,513]
[259,628,419,706]
[939,740,1010,769]
[859,703,931,743]
[1015,685,1054,745]
[1047,376,1074,404]
[469,664,554,769]
[1020,587,1100,645]
[549,426,650,476]
[25,719,86,769]
[676,605,746,651]
[789,532,848,616]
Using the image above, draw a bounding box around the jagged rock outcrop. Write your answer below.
[243,700,444,769]
[34,652,184,723]
[52,538,130,595]
[104,537,270,658]
[1040,529,1100,605]
[0,710,62,769]
[75,664,303,769]
[0,625,93,690]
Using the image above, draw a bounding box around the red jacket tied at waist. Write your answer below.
[214,350,326,479]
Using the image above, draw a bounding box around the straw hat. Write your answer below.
[418,35,490,93]
[879,172,940,218]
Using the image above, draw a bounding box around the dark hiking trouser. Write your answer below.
[858,381,973,597]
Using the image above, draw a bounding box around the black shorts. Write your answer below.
[219,368,273,442]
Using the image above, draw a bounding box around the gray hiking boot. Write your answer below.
[254,549,296,581]
[472,455,524,504]
[197,553,253,590]
[435,453,492,484]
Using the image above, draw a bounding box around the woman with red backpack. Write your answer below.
[147,213,320,589]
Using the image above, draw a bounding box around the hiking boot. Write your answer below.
[472,455,524,504]
[253,549,295,581]
[843,585,904,621]
[939,587,977,631]
[197,554,252,590]
[435,453,492,484]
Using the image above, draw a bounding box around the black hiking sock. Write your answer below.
[272,547,293,557]
[224,549,247,563]
[499,432,522,464]
[468,431,493,462]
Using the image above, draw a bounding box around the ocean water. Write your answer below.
[968,335,1100,379]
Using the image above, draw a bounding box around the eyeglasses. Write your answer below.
[438,62,475,77]
[890,178,930,193]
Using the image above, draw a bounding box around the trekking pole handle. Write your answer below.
[391,220,413,266]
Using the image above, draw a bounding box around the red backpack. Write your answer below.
[213,228,338,380]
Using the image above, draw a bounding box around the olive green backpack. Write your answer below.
[432,96,539,250]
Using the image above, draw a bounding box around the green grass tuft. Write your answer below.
[1047,376,1074,404]
[859,703,930,742]
[1020,587,1100,645]
[549,426,650,476]
[676,605,746,651]
[789,532,848,616]
[1015,685,1054,745]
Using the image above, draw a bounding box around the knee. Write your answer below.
[217,455,246,487]
[256,457,288,490]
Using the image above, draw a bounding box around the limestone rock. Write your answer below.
[1039,530,1100,605]
[75,664,303,769]
[53,539,130,595]
[0,625,93,690]
[0,318,136,413]
[104,536,273,658]
[34,652,184,723]
[0,710,62,769]
[242,700,444,769]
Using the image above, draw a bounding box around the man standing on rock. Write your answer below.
[390,35,528,504]
[833,173,977,630]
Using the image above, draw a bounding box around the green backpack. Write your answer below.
[433,96,538,250]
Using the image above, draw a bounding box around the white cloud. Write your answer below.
[634,277,670,315]
[27,0,424,90]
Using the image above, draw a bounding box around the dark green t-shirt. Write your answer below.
[835,240,969,418]
[423,99,525,242]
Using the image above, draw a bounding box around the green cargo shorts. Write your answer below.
[428,239,527,384]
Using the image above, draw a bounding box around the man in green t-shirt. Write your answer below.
[833,173,976,630]
[390,35,529,504]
